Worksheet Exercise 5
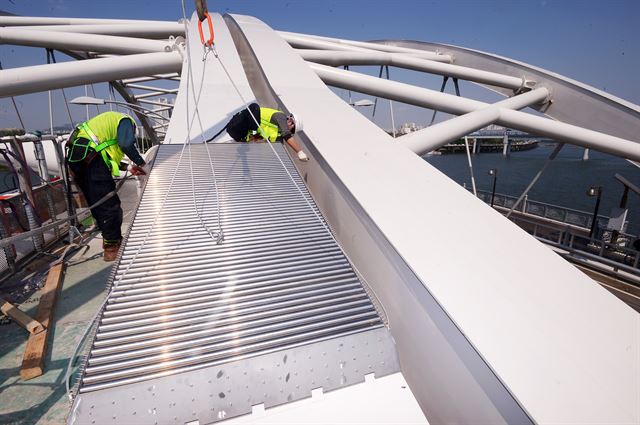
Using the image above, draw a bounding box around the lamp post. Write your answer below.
[586,185,602,239]
[488,168,498,207]
[69,96,170,123]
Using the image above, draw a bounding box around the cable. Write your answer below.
[181,2,224,243]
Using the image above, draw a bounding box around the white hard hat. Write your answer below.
[289,113,303,133]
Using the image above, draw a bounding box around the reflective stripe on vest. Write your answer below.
[245,107,281,142]
[73,112,133,176]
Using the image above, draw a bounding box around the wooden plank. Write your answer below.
[0,297,44,334]
[20,263,65,380]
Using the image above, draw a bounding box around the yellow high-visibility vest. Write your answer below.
[72,112,134,176]
[246,107,282,142]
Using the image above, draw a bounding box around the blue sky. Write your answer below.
[1,0,638,131]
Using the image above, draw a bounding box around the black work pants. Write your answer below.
[69,157,122,244]
[226,103,260,141]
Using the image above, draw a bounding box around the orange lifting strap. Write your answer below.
[198,12,214,47]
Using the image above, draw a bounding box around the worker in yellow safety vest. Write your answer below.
[211,103,309,161]
[66,111,147,262]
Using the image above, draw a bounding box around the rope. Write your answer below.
[181,0,224,243]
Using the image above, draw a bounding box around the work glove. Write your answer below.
[128,163,147,176]
[297,151,309,162]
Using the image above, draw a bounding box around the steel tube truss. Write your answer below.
[279,31,452,63]
[0,27,173,55]
[8,23,185,39]
[400,87,549,154]
[0,16,181,27]
[311,63,640,161]
[0,52,182,98]
[298,49,527,92]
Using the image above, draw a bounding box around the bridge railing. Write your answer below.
[473,189,640,273]
[509,214,640,273]
[475,189,610,230]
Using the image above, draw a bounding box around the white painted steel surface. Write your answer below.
[0,16,179,27]
[279,31,451,63]
[297,49,525,91]
[224,372,426,425]
[379,40,640,143]
[232,14,639,424]
[8,23,185,38]
[0,51,182,98]
[311,63,640,161]
[0,27,172,55]
[400,87,550,155]
[163,13,254,144]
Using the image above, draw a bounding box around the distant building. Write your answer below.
[397,122,424,135]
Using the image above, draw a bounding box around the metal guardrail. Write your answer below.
[509,214,640,274]
[475,190,640,275]
[476,189,611,231]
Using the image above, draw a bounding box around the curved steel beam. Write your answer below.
[311,63,640,161]
[374,40,640,143]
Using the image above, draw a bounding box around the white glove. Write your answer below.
[297,151,309,162]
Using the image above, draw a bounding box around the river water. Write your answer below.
[424,142,640,236]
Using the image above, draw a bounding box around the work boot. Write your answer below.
[103,241,121,262]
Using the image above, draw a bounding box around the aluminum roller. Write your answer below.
[123,217,325,242]
[111,263,353,294]
[98,291,369,337]
[89,309,379,366]
[104,279,364,325]
[132,200,319,220]
[112,250,343,288]
[115,238,335,268]
[112,256,349,287]
[77,144,386,395]
[118,232,332,261]
[114,244,339,277]
[99,288,368,335]
[120,228,331,251]
[106,272,355,313]
[80,326,381,393]
[122,220,326,244]
[95,299,372,349]
[83,318,381,385]
[102,280,360,322]
[99,289,371,337]
[110,267,355,302]
[111,247,344,282]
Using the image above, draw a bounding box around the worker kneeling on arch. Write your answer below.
[222,103,309,162]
